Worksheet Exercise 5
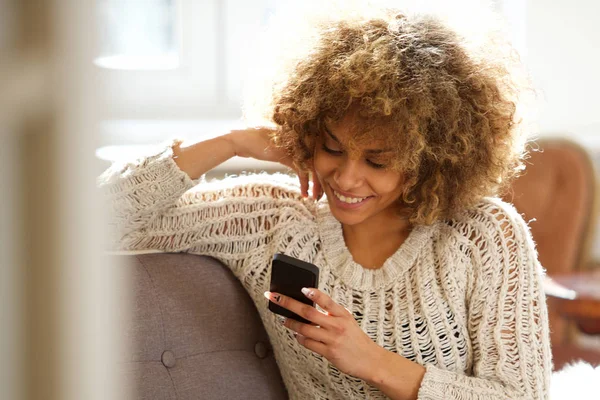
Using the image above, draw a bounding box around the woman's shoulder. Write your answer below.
[451,197,526,227]
[442,197,533,246]
[438,198,539,286]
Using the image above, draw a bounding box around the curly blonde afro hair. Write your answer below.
[244,1,535,225]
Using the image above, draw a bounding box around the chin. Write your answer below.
[331,213,365,226]
[326,197,370,226]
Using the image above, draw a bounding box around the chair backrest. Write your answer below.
[505,139,598,275]
[502,138,599,344]
[111,253,288,400]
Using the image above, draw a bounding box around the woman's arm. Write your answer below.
[171,135,235,180]
[97,139,199,244]
[96,128,308,254]
[365,199,552,400]
[172,128,297,180]
[364,349,425,400]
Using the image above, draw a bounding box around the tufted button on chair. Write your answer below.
[254,341,271,359]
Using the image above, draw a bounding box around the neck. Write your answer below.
[341,213,413,269]
[343,206,412,240]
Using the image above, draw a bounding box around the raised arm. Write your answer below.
[96,128,319,278]
[171,128,296,180]
[96,139,200,245]
[97,128,295,246]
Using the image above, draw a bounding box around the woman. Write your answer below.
[98,4,551,399]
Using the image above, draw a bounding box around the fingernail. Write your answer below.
[264,291,281,303]
[301,287,314,298]
[264,291,281,302]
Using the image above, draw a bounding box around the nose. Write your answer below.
[333,158,363,191]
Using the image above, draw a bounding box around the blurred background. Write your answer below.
[1,0,599,399]
[95,0,600,261]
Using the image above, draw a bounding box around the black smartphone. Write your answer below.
[268,253,320,324]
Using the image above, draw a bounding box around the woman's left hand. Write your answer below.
[264,288,384,381]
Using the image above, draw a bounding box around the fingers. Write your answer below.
[264,291,333,328]
[293,333,328,354]
[299,169,322,200]
[265,288,349,322]
[312,177,323,201]
[283,318,330,343]
[299,172,309,198]
[309,167,323,201]
[300,288,349,317]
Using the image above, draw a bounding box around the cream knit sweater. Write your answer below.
[97,141,553,400]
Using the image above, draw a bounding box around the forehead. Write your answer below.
[324,114,392,150]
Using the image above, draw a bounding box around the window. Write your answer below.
[95,0,527,161]
[96,0,294,121]
[96,0,180,70]
[96,0,525,122]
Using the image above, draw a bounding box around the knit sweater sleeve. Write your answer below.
[417,199,552,400]
[96,139,311,272]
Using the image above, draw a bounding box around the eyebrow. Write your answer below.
[323,124,393,155]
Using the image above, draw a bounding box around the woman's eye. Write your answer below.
[322,144,386,169]
[321,144,342,155]
[367,160,386,169]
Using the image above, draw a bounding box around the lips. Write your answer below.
[329,185,371,198]
[328,184,373,206]
[333,190,369,203]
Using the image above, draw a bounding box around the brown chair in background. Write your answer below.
[503,138,600,371]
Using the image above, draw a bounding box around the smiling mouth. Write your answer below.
[331,189,372,204]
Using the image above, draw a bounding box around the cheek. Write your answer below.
[371,174,404,197]
[313,151,334,179]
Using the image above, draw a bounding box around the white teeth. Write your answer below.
[333,190,368,204]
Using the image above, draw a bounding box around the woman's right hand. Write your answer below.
[226,127,322,200]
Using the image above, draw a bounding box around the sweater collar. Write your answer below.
[316,201,433,291]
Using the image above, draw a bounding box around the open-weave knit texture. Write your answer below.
[97,140,552,399]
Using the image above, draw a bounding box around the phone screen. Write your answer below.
[269,254,319,324]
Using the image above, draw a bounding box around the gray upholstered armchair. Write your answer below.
[111,252,288,400]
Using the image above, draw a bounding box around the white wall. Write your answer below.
[524,0,600,259]
[526,0,600,138]
[97,0,600,168]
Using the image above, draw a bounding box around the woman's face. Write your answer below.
[313,116,406,227]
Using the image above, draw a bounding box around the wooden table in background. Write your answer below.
[545,270,600,335]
